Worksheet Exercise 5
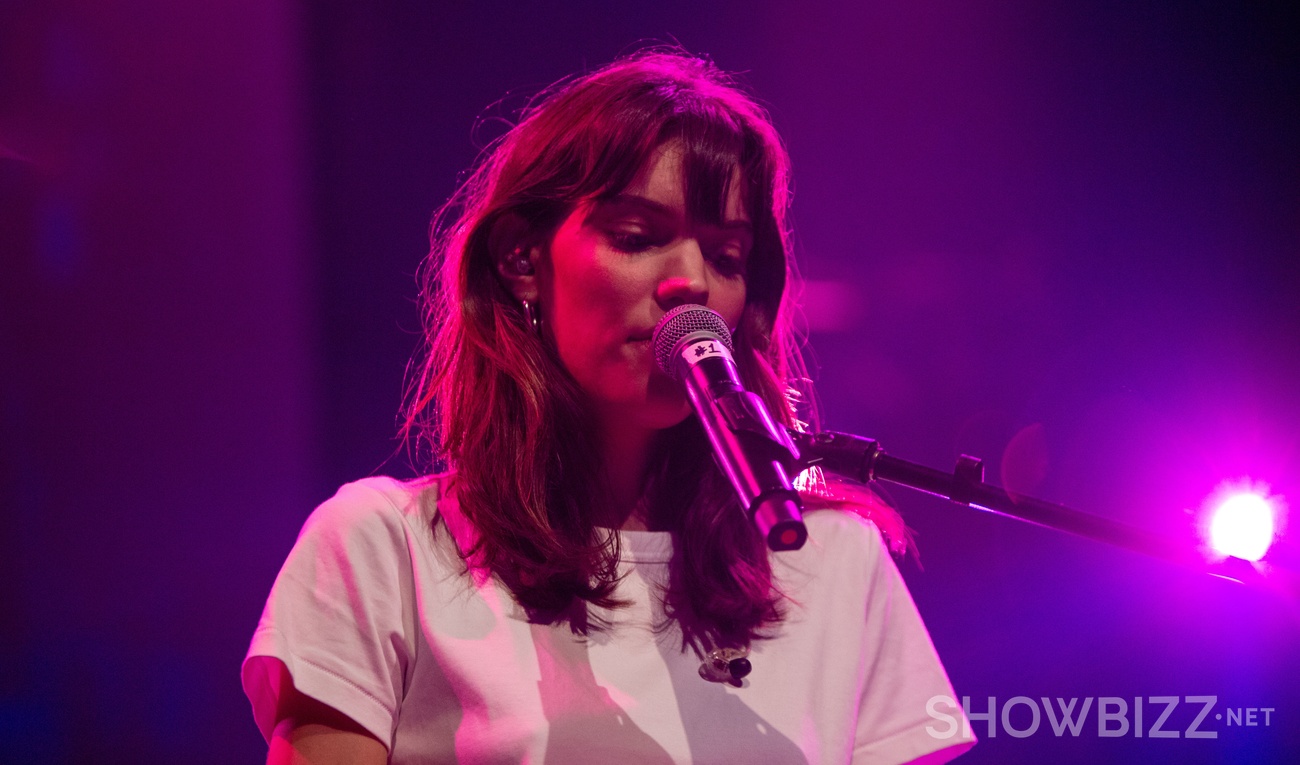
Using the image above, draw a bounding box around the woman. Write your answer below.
[243,50,975,764]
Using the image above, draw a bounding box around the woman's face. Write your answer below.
[537,142,752,433]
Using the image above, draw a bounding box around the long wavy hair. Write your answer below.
[406,50,822,650]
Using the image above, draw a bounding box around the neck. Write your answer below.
[593,413,660,531]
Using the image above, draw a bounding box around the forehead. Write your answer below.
[612,141,749,223]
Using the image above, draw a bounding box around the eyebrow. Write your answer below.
[596,193,753,232]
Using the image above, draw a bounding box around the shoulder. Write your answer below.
[789,510,888,581]
[292,475,443,563]
[802,507,886,547]
[303,475,438,534]
[776,483,912,598]
[799,475,910,557]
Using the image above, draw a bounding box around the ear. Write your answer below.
[489,212,541,302]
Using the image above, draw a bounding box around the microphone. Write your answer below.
[652,304,807,551]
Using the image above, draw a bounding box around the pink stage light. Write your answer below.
[1206,490,1277,562]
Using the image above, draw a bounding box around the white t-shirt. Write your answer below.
[242,476,975,764]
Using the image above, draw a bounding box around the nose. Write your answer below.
[655,239,709,309]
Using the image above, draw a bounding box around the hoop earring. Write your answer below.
[520,298,541,334]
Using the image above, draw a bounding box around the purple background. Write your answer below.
[2,1,1297,762]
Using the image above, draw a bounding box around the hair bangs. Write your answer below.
[662,99,749,226]
[567,78,759,228]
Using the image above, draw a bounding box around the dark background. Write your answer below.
[2,1,1297,763]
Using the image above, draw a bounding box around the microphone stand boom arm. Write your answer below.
[789,430,1209,571]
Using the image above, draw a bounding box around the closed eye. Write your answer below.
[705,234,751,277]
[709,251,746,278]
[608,230,656,252]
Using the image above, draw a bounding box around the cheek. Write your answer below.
[713,281,748,332]
[550,265,622,341]
[544,248,637,378]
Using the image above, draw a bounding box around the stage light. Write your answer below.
[1207,491,1277,562]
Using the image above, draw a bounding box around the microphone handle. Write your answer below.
[683,355,807,551]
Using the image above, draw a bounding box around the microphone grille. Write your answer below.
[652,304,734,379]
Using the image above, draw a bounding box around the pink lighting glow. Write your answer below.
[1205,488,1279,562]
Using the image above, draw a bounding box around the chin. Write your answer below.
[599,385,692,433]
[587,369,694,431]
[641,374,694,428]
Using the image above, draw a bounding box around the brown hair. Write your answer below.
[406,50,807,649]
